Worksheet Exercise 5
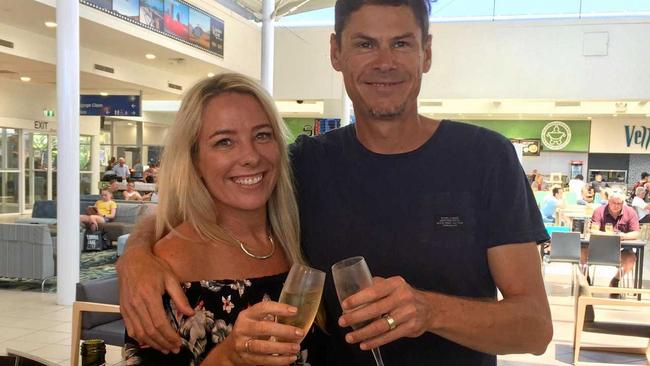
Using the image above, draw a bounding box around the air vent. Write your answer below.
[168,83,182,91]
[420,101,443,107]
[0,70,16,74]
[554,101,582,107]
[94,64,114,74]
[0,39,14,49]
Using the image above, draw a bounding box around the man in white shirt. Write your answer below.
[631,186,650,222]
[568,174,586,202]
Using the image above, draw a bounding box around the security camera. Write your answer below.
[296,100,304,104]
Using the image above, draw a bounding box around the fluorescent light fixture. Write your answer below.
[145,53,156,60]
[100,92,108,96]
[20,76,31,82]
[554,101,581,107]
[207,72,215,77]
[613,114,618,117]
[44,21,57,28]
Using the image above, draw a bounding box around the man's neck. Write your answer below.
[353,110,440,154]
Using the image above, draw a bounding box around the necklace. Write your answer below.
[236,233,276,260]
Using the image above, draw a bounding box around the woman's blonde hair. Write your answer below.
[155,73,303,265]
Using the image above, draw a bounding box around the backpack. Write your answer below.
[84,229,109,251]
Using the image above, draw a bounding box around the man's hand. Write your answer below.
[116,246,194,353]
[338,276,433,350]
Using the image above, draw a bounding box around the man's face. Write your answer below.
[119,158,125,166]
[330,5,432,120]
[595,174,602,182]
[607,197,624,217]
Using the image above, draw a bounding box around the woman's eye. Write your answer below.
[256,132,273,141]
[215,138,232,147]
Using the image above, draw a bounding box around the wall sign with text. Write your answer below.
[81,0,224,58]
[80,95,141,116]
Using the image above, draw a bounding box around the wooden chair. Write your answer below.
[71,301,121,366]
[573,271,650,365]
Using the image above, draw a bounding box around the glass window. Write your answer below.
[494,0,580,17]
[80,135,92,172]
[0,172,19,214]
[0,129,19,170]
[430,0,494,19]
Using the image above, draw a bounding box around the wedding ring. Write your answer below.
[245,338,254,353]
[383,314,397,331]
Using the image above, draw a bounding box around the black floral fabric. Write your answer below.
[123,272,325,365]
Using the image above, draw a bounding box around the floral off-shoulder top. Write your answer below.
[123,272,325,365]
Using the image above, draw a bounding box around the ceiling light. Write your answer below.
[100,92,108,96]
[20,76,31,82]
[145,53,156,60]
[613,114,618,117]
[44,21,57,28]
[207,72,215,78]
[588,116,592,120]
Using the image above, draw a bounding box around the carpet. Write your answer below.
[0,249,118,292]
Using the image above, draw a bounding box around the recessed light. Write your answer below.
[44,21,57,28]
[100,92,108,96]
[587,116,592,120]
[613,114,618,117]
[207,72,215,78]
[145,53,156,60]
[20,76,31,82]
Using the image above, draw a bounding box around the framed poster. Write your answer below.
[164,0,189,40]
[82,0,112,10]
[139,0,164,31]
[113,0,139,21]
[189,8,211,49]
[210,16,224,58]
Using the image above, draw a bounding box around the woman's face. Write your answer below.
[196,92,280,215]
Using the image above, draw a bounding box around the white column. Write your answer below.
[261,0,275,94]
[91,135,100,194]
[56,0,80,305]
[341,86,352,127]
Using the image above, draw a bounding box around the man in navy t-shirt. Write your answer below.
[116,0,553,364]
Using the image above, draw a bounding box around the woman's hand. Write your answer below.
[206,301,304,366]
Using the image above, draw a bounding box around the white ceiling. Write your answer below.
[0,0,233,100]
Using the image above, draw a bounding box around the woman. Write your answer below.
[530,174,547,192]
[80,188,116,231]
[123,74,323,365]
[122,181,143,201]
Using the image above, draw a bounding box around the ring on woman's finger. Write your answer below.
[245,337,255,353]
[382,314,397,331]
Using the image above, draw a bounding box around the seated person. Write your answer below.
[539,187,564,223]
[631,186,650,223]
[582,189,638,291]
[590,173,609,202]
[80,189,116,231]
[122,181,143,201]
[107,179,122,200]
[121,74,323,365]
[530,174,547,192]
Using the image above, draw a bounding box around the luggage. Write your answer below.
[83,229,109,251]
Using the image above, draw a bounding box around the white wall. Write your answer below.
[113,123,138,145]
[274,18,650,101]
[590,118,650,154]
[521,152,588,176]
[143,124,168,145]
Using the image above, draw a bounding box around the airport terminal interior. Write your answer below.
[1,0,650,364]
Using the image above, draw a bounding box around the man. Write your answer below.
[590,173,609,201]
[540,187,564,223]
[116,1,552,364]
[568,174,585,201]
[112,157,130,181]
[631,186,650,222]
[585,189,638,290]
[629,172,649,202]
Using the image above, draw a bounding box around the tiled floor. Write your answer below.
[0,265,648,365]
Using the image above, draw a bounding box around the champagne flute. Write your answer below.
[277,263,325,342]
[332,256,385,366]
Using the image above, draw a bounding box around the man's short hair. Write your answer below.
[575,174,583,180]
[642,172,649,179]
[334,0,431,47]
[552,187,562,196]
[607,188,626,202]
[635,186,646,196]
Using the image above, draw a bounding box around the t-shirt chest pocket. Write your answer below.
[410,192,478,248]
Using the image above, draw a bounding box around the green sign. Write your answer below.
[461,119,590,152]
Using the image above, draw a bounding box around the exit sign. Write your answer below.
[43,109,55,117]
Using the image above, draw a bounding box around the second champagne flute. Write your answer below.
[276,263,326,342]
[332,256,385,366]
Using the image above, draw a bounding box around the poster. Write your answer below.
[82,0,112,10]
[210,17,225,57]
[113,0,139,20]
[139,0,163,31]
[164,0,189,40]
[189,8,211,49]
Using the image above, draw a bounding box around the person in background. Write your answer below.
[113,157,130,181]
[531,174,547,192]
[631,187,650,223]
[529,169,539,184]
[106,157,117,172]
[584,189,638,292]
[590,173,609,201]
[540,187,564,223]
[568,174,586,201]
[122,181,143,201]
[132,160,144,178]
[80,188,116,231]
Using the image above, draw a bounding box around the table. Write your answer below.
[581,237,646,300]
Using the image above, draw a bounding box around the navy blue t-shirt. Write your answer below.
[290,120,548,365]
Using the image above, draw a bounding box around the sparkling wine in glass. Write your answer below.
[277,263,326,341]
[332,256,385,366]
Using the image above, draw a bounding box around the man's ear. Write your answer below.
[330,33,342,71]
[423,34,432,72]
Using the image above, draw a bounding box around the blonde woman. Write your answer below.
[122,74,324,365]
